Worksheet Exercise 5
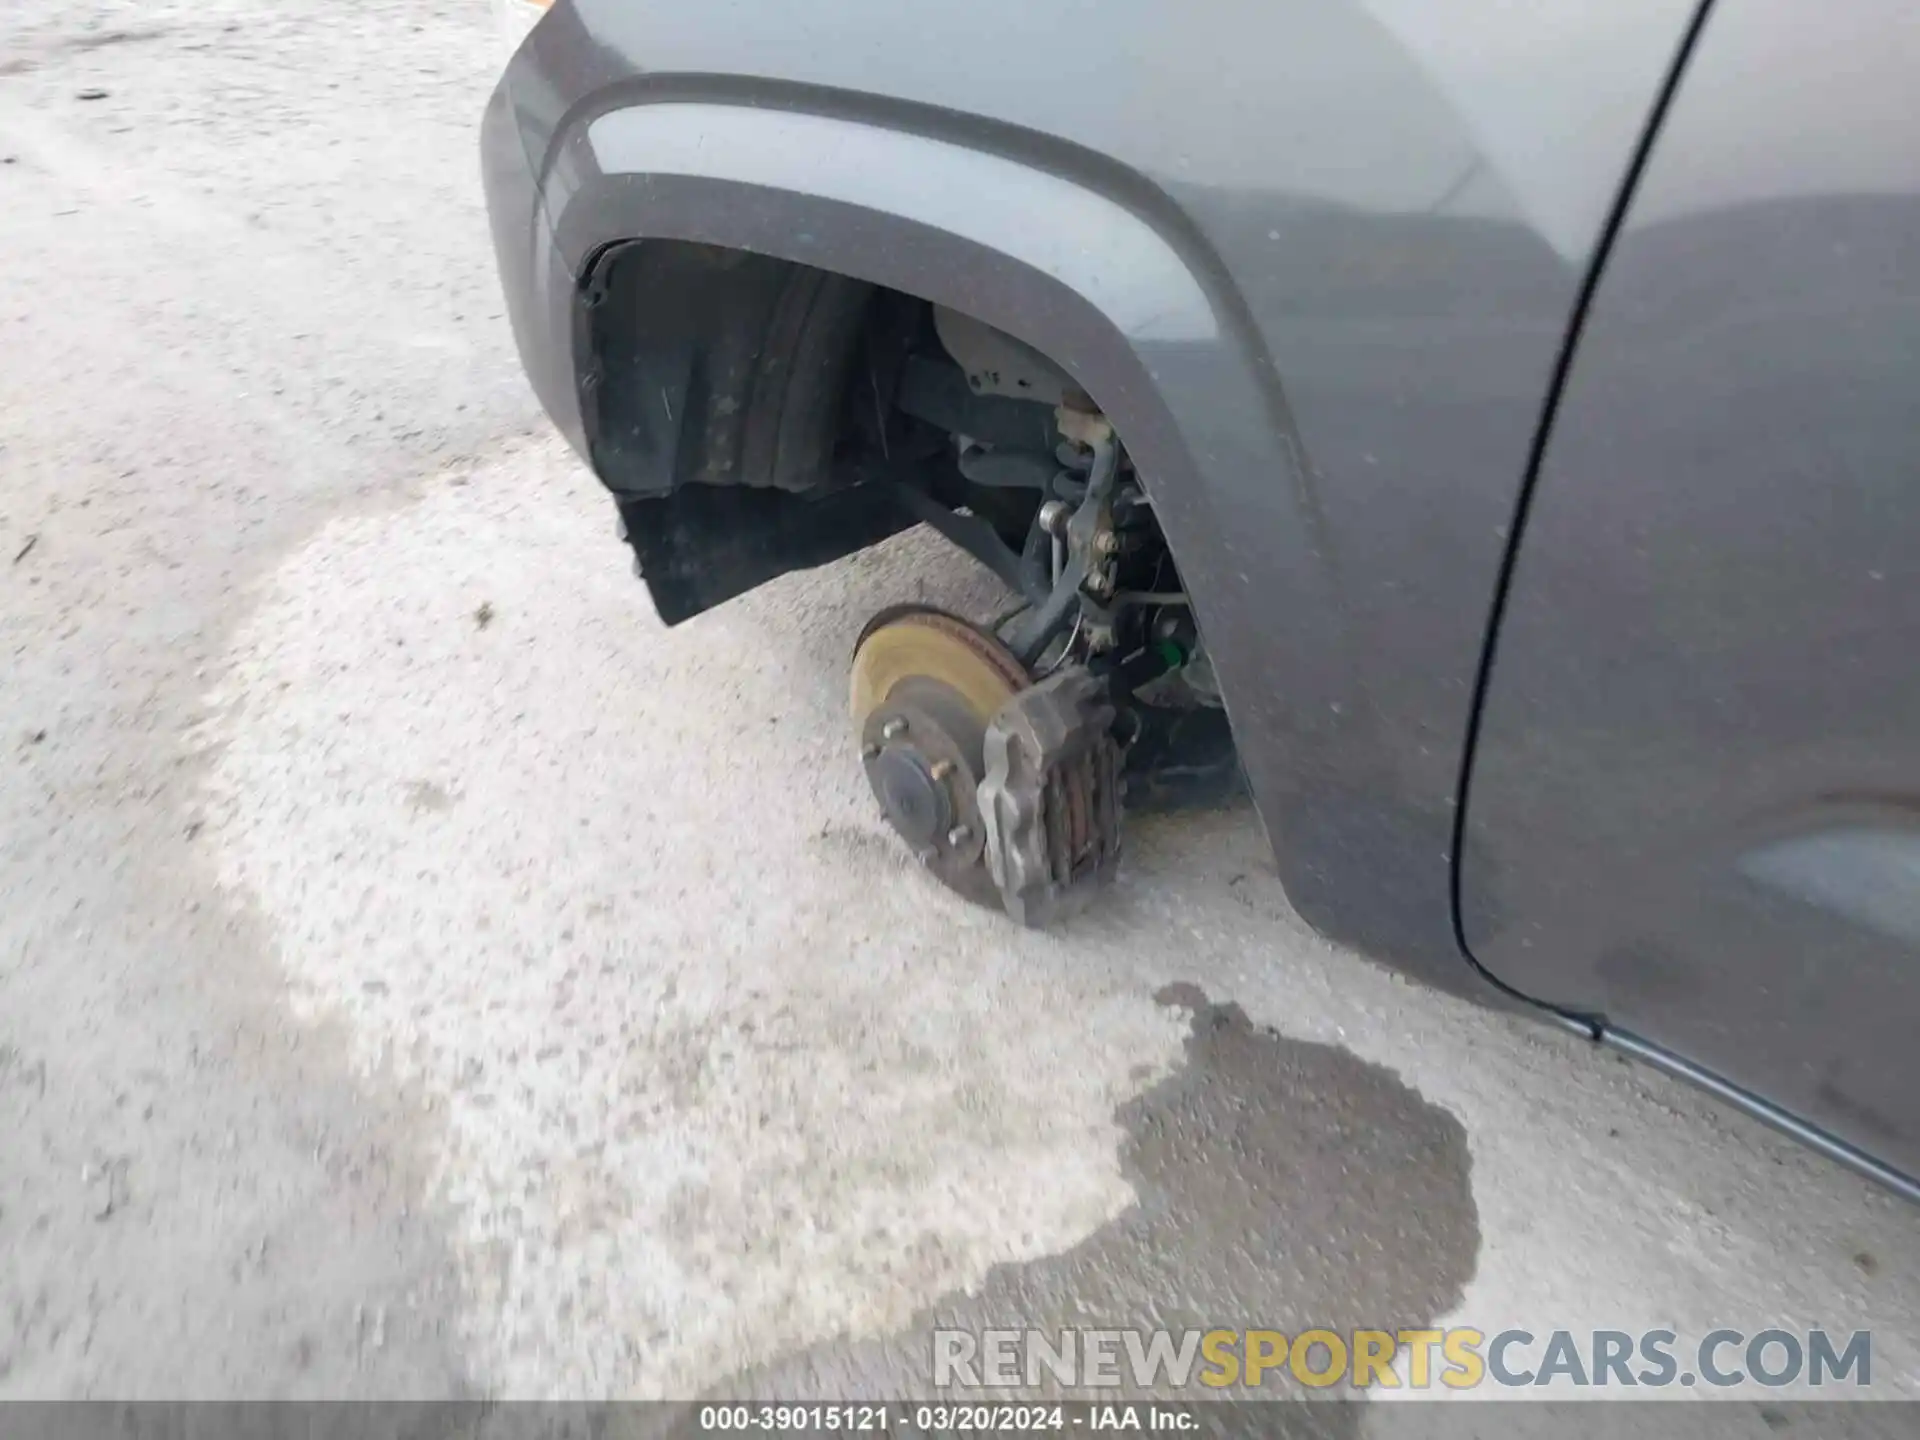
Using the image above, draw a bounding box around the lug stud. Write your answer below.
[882,717,909,741]
[947,824,973,848]
[861,742,881,761]
[930,759,955,781]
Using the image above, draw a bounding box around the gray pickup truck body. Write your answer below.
[483,0,1920,1197]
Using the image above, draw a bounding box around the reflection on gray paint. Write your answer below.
[1744,831,1920,948]
[585,106,1220,344]
[1626,0,1920,225]
[1359,0,1699,254]
[1461,0,1920,1178]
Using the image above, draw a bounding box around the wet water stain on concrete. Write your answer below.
[698,984,1481,1432]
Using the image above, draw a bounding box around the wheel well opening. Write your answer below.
[583,241,1081,619]
[586,240,1238,806]
[583,241,1074,512]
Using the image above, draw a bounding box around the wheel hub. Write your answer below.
[867,745,952,848]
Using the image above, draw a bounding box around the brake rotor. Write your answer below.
[850,605,1029,906]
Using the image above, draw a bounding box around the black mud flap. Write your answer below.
[615,482,912,627]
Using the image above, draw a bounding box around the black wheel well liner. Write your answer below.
[579,239,912,623]
[582,239,1064,625]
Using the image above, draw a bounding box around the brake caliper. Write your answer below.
[978,666,1125,927]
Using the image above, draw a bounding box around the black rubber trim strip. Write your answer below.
[1603,1028,1920,1204]
[1447,0,1722,1015]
